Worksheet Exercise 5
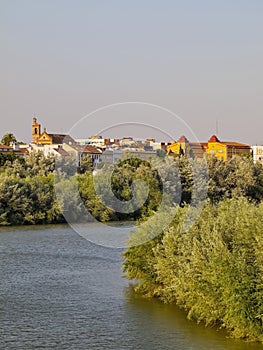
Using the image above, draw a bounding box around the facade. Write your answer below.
[122,148,157,161]
[0,144,13,153]
[206,135,251,161]
[100,147,157,164]
[30,143,70,158]
[119,137,135,147]
[76,136,105,148]
[100,148,123,164]
[0,143,29,158]
[63,143,102,167]
[251,145,263,165]
[149,141,168,151]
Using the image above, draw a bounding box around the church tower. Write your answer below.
[32,117,41,143]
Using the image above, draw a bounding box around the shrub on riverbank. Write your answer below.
[123,198,263,342]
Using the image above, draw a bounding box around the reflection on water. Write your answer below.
[0,224,262,350]
[124,286,261,350]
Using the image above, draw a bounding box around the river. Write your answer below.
[0,224,262,350]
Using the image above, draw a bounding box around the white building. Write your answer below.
[251,145,263,165]
[29,143,69,158]
[63,143,102,167]
[100,148,122,164]
[100,147,157,164]
[75,137,105,148]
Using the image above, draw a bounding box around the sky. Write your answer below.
[1,0,263,144]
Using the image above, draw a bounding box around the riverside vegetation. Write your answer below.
[123,156,263,343]
[1,150,263,342]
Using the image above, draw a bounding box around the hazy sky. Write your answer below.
[1,0,263,144]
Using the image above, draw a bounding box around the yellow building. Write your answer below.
[206,135,251,161]
[167,135,207,158]
[31,117,75,145]
[167,134,251,161]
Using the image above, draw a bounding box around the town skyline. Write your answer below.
[2,115,262,146]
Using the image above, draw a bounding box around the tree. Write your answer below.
[1,133,17,146]
[79,155,93,173]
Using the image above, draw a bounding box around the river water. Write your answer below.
[0,224,262,350]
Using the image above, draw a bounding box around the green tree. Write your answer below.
[1,133,17,146]
[79,155,93,173]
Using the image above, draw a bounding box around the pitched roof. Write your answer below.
[48,134,76,145]
[68,144,102,154]
[55,148,70,156]
[221,142,250,148]
[83,145,102,154]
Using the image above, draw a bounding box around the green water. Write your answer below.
[0,224,262,349]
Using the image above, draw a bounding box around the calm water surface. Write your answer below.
[0,224,262,350]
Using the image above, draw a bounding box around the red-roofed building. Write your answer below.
[63,143,102,167]
[207,135,250,161]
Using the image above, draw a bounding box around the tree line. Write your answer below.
[0,151,263,226]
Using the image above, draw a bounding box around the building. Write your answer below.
[0,143,29,159]
[251,145,263,165]
[119,137,135,147]
[0,144,13,153]
[100,147,157,164]
[63,143,102,167]
[29,143,70,158]
[100,148,123,164]
[206,135,251,161]
[32,117,75,146]
[76,136,105,148]
[167,135,207,158]
[167,135,251,161]
[122,148,157,161]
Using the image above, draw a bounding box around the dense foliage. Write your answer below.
[123,156,263,342]
[1,152,263,226]
[123,198,263,342]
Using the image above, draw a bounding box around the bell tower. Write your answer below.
[32,117,41,143]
